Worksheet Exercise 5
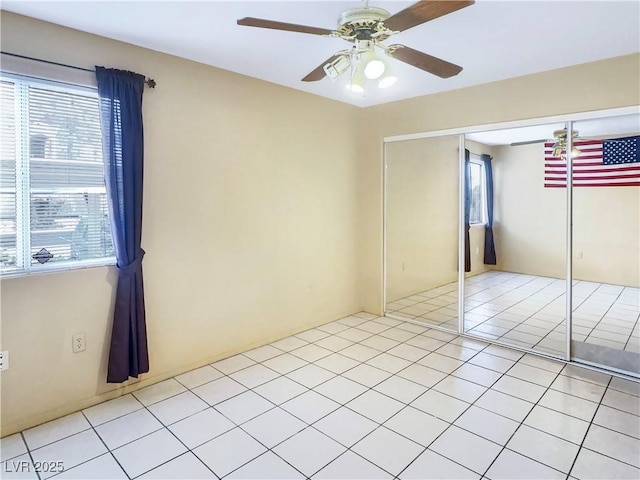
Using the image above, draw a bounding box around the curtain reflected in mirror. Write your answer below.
[463,125,568,357]
[570,113,640,376]
[385,135,459,331]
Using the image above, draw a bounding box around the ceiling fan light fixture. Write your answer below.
[346,83,365,94]
[361,44,387,80]
[323,55,351,80]
[346,51,367,95]
[355,40,386,80]
[364,58,386,80]
[346,71,366,94]
[571,146,581,158]
[555,146,581,161]
[378,66,397,88]
[552,143,563,158]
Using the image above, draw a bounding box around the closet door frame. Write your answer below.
[382,105,638,371]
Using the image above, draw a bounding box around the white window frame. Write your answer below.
[0,73,116,278]
[468,154,487,226]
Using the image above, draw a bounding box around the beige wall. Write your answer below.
[493,142,640,286]
[574,129,640,287]
[1,11,639,436]
[492,144,567,278]
[0,13,362,435]
[385,136,459,302]
[573,186,639,286]
[385,138,492,303]
[358,53,640,314]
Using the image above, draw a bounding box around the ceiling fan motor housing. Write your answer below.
[553,129,579,140]
[337,7,391,40]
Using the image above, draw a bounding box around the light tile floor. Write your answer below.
[2,312,639,479]
[386,271,640,357]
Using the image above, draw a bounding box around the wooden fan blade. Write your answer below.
[301,55,340,82]
[237,17,333,36]
[384,0,474,32]
[387,45,462,78]
[510,139,550,146]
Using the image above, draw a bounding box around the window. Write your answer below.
[0,74,114,275]
[469,155,486,225]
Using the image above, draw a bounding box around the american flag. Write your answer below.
[544,135,640,187]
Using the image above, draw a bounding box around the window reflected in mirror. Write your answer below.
[463,124,568,357]
[384,110,639,377]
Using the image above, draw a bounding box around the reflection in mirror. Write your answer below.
[463,124,568,357]
[385,135,459,331]
[570,113,640,376]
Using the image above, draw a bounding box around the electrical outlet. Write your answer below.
[72,334,86,353]
[0,350,9,371]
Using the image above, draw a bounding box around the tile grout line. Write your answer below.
[155,316,419,478]
[20,431,42,480]
[235,318,635,467]
[78,411,132,480]
[466,274,566,350]
[402,272,638,356]
[211,315,433,479]
[409,273,564,355]
[476,364,567,478]
[12,314,639,479]
[128,396,221,479]
[304,328,484,477]
[622,307,640,351]
[396,271,639,367]
[18,352,637,478]
[225,319,478,478]
[9,314,368,461]
[582,286,626,347]
[397,338,537,477]
[264,320,458,478]
[332,322,534,477]
[565,375,613,479]
[14,323,631,462]
[27,413,129,480]
[397,346,568,478]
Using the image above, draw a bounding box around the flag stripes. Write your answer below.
[544,137,640,188]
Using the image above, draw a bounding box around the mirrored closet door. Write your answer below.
[385,134,459,332]
[570,113,640,376]
[383,107,639,378]
[462,123,568,358]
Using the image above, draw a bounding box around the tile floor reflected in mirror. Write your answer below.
[387,271,640,358]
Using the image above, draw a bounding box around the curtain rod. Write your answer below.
[469,151,493,159]
[459,148,493,159]
[1,51,156,88]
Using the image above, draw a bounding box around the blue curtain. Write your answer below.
[482,154,497,265]
[464,149,471,272]
[96,67,149,383]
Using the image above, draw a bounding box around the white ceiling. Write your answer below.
[2,0,639,107]
[466,112,640,145]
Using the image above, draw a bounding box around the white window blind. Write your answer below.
[0,74,114,275]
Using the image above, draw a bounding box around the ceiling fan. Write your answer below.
[237,0,474,91]
[511,129,583,158]
[511,128,626,159]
